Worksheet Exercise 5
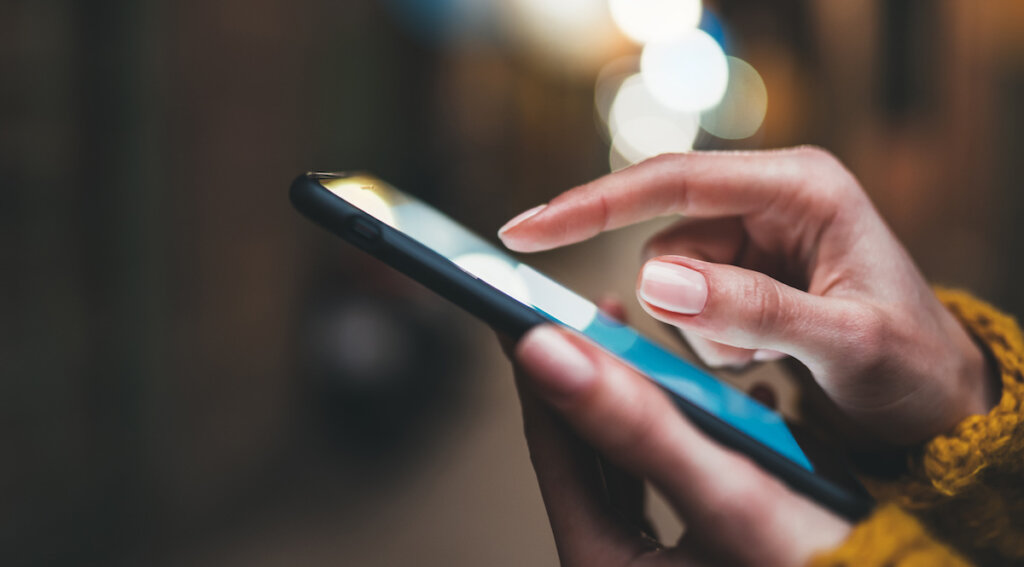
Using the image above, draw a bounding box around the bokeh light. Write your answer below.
[609,74,700,167]
[608,145,632,171]
[595,56,640,137]
[609,0,703,44]
[699,56,768,140]
[597,7,770,168]
[640,29,729,112]
[612,114,699,166]
[608,74,659,135]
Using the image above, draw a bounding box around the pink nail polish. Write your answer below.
[639,261,708,315]
[519,326,595,400]
[498,204,547,237]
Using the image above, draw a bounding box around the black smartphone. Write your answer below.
[290,171,874,521]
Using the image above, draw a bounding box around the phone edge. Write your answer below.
[289,173,875,522]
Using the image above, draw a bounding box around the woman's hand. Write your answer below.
[500,148,995,447]
[511,318,851,567]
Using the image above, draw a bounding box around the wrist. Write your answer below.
[956,323,1001,418]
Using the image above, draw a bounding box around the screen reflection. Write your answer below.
[320,173,813,470]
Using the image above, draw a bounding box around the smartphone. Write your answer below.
[290,171,874,521]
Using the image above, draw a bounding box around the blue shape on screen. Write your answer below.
[388,194,812,472]
[548,310,814,471]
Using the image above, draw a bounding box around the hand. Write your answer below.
[500,148,996,447]
[510,310,851,567]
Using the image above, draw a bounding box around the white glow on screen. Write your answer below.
[609,0,702,44]
[453,253,532,305]
[699,56,768,140]
[517,266,598,330]
[640,29,729,112]
[323,179,397,227]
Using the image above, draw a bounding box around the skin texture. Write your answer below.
[499,148,997,566]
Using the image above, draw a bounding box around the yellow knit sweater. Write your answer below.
[810,290,1024,567]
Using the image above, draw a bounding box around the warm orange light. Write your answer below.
[501,0,623,72]
[320,176,398,228]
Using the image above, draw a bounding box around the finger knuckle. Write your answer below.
[646,152,685,167]
[790,146,846,185]
[790,145,861,205]
[792,144,837,166]
[843,304,890,366]
[748,275,785,338]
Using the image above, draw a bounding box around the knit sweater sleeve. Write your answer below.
[816,289,1024,565]
[809,504,970,566]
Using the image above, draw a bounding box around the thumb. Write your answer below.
[636,255,851,368]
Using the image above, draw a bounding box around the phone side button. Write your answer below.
[346,216,382,249]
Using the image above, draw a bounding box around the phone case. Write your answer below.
[291,172,875,522]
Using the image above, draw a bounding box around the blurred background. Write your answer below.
[3,1,1024,565]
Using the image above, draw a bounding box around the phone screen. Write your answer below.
[320,174,814,471]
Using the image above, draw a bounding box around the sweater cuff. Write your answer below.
[808,504,969,567]
[904,289,1024,500]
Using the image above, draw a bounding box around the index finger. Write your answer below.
[498,148,837,252]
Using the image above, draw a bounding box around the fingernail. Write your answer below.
[498,204,547,237]
[639,261,708,315]
[753,349,787,362]
[518,325,595,400]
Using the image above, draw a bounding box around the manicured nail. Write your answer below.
[639,261,708,315]
[498,204,547,237]
[518,325,595,400]
[753,349,787,362]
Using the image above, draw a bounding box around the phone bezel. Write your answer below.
[290,171,875,522]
